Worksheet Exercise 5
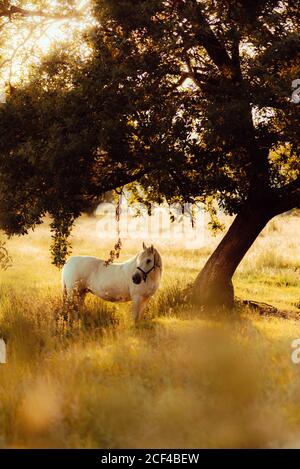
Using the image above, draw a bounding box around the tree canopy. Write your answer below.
[0,0,299,305]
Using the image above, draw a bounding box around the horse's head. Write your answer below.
[132,243,162,285]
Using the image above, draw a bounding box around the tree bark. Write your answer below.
[192,204,274,309]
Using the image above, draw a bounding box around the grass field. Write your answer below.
[1,213,300,448]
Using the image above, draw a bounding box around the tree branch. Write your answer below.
[172,71,201,90]
[0,4,80,20]
[272,178,300,215]
[192,9,233,75]
[230,31,242,81]
[90,166,151,197]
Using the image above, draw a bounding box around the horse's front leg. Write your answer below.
[132,296,149,323]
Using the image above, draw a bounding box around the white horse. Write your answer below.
[62,243,162,321]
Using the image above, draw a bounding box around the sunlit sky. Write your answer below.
[33,0,91,51]
[1,0,94,85]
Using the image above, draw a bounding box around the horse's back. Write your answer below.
[62,256,103,290]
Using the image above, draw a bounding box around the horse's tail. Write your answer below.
[62,282,68,311]
[61,265,68,300]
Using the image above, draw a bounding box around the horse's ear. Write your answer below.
[150,244,154,252]
[143,242,147,250]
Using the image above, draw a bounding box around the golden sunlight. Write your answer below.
[0,0,93,84]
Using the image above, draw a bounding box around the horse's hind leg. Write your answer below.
[62,283,86,320]
[76,290,86,311]
[61,287,73,321]
[70,288,86,312]
[62,284,68,307]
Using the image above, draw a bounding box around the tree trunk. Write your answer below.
[192,205,274,309]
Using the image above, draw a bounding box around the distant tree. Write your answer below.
[0,0,299,307]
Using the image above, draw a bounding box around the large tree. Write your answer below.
[0,0,299,308]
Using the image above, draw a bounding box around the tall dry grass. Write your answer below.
[0,213,300,448]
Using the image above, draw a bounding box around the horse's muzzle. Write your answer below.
[132,273,142,285]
